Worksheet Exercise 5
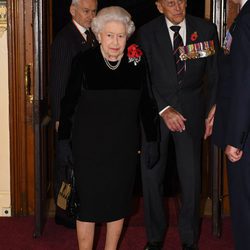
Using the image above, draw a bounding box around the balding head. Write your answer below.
[70,0,97,28]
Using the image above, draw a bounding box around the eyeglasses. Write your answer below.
[162,0,186,8]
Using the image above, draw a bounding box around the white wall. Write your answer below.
[0,30,11,216]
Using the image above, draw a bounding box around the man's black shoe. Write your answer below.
[55,214,76,229]
[144,241,163,250]
[182,243,199,250]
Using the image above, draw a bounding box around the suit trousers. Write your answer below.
[141,120,202,244]
[227,136,250,250]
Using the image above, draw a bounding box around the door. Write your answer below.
[7,0,53,237]
[33,0,53,237]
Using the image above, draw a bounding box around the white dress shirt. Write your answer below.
[72,19,88,40]
[159,18,187,116]
[241,0,248,8]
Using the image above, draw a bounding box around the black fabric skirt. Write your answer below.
[72,89,140,222]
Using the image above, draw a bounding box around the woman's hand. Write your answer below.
[57,139,73,166]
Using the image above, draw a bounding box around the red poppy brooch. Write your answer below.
[190,31,198,42]
[127,44,143,66]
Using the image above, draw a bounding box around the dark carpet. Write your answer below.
[0,198,234,250]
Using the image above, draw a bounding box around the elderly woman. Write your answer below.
[58,6,159,250]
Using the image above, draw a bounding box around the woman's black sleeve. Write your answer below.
[139,57,160,142]
[58,54,84,140]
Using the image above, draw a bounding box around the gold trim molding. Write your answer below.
[0,1,7,38]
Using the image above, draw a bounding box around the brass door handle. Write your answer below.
[25,64,33,103]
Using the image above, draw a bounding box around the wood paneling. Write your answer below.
[7,0,35,215]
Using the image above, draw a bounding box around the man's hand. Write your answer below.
[161,107,186,132]
[204,105,216,140]
[225,145,243,162]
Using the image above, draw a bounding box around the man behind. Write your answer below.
[138,0,218,249]
[49,0,98,227]
[213,0,250,249]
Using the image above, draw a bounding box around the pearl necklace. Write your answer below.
[100,46,122,70]
[103,56,121,70]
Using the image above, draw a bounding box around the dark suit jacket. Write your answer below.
[213,1,250,149]
[137,15,219,138]
[50,21,98,122]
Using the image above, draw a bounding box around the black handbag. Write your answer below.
[57,165,79,218]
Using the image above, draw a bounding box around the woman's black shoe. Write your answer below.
[144,241,163,250]
[182,243,198,250]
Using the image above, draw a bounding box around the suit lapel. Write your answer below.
[185,17,198,74]
[186,19,192,46]
[70,21,97,49]
[155,16,177,83]
[69,22,86,44]
[232,1,250,31]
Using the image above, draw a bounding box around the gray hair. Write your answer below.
[71,0,78,4]
[91,6,135,38]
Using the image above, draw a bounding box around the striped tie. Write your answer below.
[85,29,95,47]
[170,26,185,84]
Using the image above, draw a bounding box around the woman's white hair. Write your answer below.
[91,6,135,38]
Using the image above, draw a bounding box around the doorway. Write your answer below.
[50,0,206,199]
[52,0,205,36]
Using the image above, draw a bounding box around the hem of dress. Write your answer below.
[76,212,129,223]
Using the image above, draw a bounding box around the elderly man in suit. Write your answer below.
[50,0,98,228]
[137,0,219,249]
[213,0,250,249]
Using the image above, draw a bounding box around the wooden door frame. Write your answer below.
[7,0,53,221]
[7,0,35,216]
[33,0,53,236]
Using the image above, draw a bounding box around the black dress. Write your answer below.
[58,45,158,222]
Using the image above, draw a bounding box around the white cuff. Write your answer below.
[159,106,171,116]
